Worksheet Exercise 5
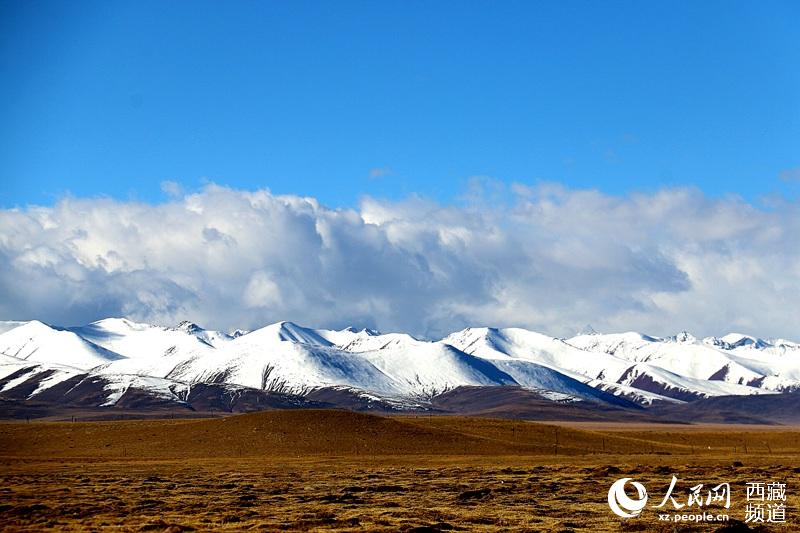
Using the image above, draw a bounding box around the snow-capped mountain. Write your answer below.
[567,330,800,394]
[153,321,405,396]
[0,318,797,413]
[335,332,518,397]
[0,320,124,369]
[68,318,224,359]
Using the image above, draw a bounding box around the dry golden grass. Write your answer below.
[1,410,799,532]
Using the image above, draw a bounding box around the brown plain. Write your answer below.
[1,410,799,531]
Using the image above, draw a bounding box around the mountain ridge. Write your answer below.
[1,318,798,419]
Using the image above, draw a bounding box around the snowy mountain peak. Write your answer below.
[313,326,381,349]
[2,317,798,409]
[0,320,124,369]
[440,326,501,348]
[671,331,697,344]
[243,321,332,347]
[12,319,51,333]
[342,325,380,335]
[703,336,729,349]
[339,332,421,353]
[701,333,795,353]
[720,333,770,350]
[175,320,204,334]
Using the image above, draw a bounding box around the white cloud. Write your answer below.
[244,271,283,308]
[160,180,183,197]
[0,183,798,340]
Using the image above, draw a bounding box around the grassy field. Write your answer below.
[1,410,799,531]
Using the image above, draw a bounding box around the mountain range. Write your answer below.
[1,318,798,422]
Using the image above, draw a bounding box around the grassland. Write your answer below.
[1,410,799,531]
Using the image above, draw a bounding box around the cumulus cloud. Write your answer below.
[0,183,798,339]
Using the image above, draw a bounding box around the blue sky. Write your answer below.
[2,1,800,336]
[1,0,799,208]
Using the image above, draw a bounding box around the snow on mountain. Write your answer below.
[247,321,379,349]
[0,356,188,407]
[443,328,671,404]
[568,331,798,395]
[341,330,637,404]
[100,321,405,397]
[449,327,774,402]
[248,320,334,346]
[566,331,663,360]
[69,317,220,360]
[91,349,196,380]
[770,339,800,352]
[706,333,800,359]
[568,332,762,383]
[486,358,645,405]
[437,328,629,403]
[68,318,234,385]
[713,341,800,392]
[585,380,682,406]
[612,362,772,402]
[313,326,380,349]
[174,320,235,347]
[718,333,771,350]
[337,332,517,397]
[95,374,188,406]
[0,320,125,370]
[2,317,798,410]
[444,327,632,382]
[0,353,85,396]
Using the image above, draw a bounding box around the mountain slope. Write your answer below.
[69,318,219,359]
[340,333,517,397]
[447,327,774,402]
[0,321,124,369]
[568,331,800,393]
[1,316,798,419]
[95,322,405,397]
